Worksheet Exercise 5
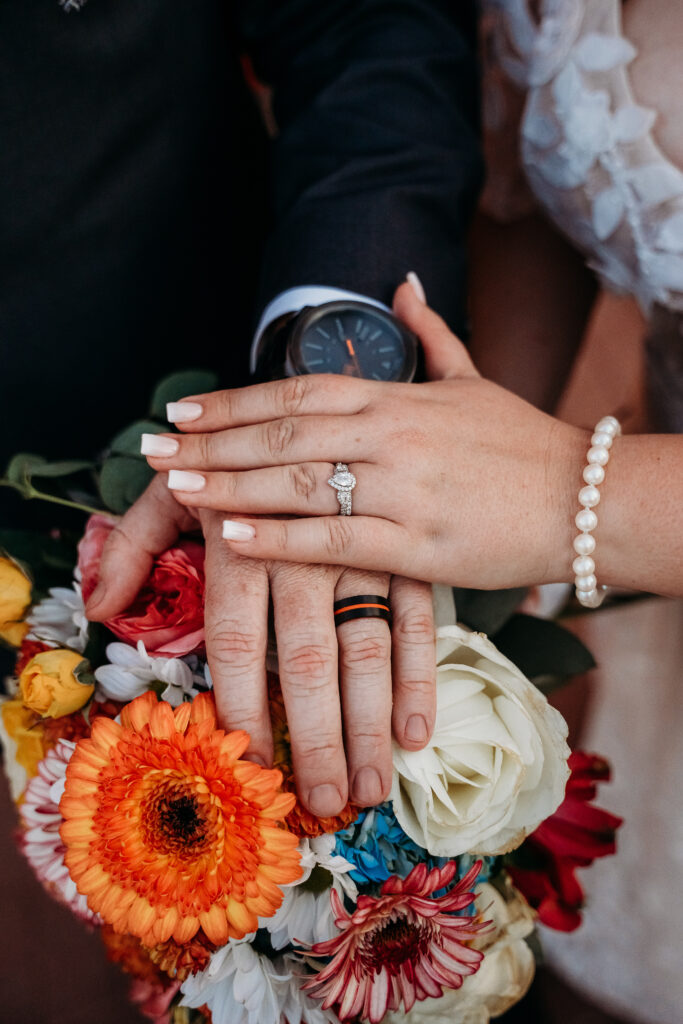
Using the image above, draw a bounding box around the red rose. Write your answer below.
[78,515,205,657]
[507,751,623,932]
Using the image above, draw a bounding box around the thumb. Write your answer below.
[86,474,197,620]
[393,279,478,381]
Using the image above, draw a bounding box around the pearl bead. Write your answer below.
[579,484,601,508]
[573,555,595,576]
[575,508,598,532]
[573,533,596,555]
[587,445,609,466]
[577,588,604,609]
[596,416,620,436]
[575,573,597,591]
[583,463,605,485]
[591,431,613,449]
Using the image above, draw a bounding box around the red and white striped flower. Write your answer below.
[304,861,490,1023]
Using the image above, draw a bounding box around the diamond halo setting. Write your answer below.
[328,463,356,515]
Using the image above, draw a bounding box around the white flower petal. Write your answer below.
[573,33,636,72]
[612,104,656,143]
[391,625,570,857]
[592,187,625,241]
[627,164,683,206]
[656,211,683,253]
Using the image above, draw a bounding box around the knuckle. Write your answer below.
[294,732,341,764]
[280,641,336,684]
[340,633,390,672]
[288,462,318,500]
[206,625,262,668]
[197,432,214,467]
[393,608,435,646]
[323,516,353,558]
[278,375,309,416]
[264,417,295,458]
[216,389,234,422]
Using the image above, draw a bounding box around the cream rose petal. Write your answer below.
[391,624,570,857]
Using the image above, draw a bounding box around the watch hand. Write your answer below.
[345,338,362,376]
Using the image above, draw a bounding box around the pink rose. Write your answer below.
[129,978,181,1024]
[78,515,205,657]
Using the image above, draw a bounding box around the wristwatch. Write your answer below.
[253,299,420,383]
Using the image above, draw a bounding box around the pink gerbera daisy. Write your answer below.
[20,739,100,924]
[304,861,489,1023]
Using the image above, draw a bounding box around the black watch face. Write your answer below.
[289,302,417,382]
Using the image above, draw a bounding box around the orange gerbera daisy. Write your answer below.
[60,691,301,948]
[268,674,358,837]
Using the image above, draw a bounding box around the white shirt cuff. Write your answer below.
[250,285,390,374]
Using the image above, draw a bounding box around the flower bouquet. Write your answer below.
[0,373,622,1024]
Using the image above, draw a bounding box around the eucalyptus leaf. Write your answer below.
[5,453,47,488]
[27,459,94,479]
[452,586,528,636]
[98,456,155,515]
[150,369,219,419]
[109,420,166,457]
[491,613,596,682]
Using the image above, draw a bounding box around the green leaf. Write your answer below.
[491,613,596,682]
[452,586,528,636]
[73,658,96,689]
[28,459,93,479]
[98,456,155,515]
[109,420,166,458]
[4,453,47,489]
[150,369,219,419]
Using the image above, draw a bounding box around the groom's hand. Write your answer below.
[87,474,436,817]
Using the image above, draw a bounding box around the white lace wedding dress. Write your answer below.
[480,3,683,1022]
[482,0,683,430]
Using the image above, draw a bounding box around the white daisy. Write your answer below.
[26,582,88,653]
[264,835,357,950]
[180,941,338,1024]
[94,641,205,706]
[180,939,286,1024]
[20,740,100,924]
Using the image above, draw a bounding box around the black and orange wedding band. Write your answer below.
[333,595,392,628]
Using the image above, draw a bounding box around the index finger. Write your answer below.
[166,374,374,432]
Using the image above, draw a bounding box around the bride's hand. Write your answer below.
[144,283,588,589]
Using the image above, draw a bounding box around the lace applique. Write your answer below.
[482,0,683,313]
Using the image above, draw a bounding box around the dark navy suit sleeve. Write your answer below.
[238,0,482,334]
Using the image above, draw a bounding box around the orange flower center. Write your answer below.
[142,784,210,859]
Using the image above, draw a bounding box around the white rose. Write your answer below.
[391,624,570,856]
[382,880,536,1024]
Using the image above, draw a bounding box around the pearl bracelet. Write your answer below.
[573,416,621,609]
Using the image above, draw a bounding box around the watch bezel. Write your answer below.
[286,300,418,383]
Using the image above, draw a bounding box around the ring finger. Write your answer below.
[165,462,385,518]
[335,568,393,807]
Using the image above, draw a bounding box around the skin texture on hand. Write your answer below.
[145,284,587,591]
[87,469,438,820]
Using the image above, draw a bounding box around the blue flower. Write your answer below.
[334,803,497,891]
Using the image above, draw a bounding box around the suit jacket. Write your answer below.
[0,0,480,517]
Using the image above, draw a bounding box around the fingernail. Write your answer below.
[86,582,106,610]
[406,271,426,304]
[405,714,429,745]
[308,784,344,817]
[140,433,179,457]
[167,401,203,423]
[167,470,206,493]
[222,519,256,541]
[352,767,384,806]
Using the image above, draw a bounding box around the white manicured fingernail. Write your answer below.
[406,271,426,304]
[222,520,256,541]
[167,401,203,423]
[167,470,206,493]
[140,434,179,457]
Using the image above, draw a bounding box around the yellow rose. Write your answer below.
[19,649,94,718]
[0,698,47,799]
[0,556,32,647]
